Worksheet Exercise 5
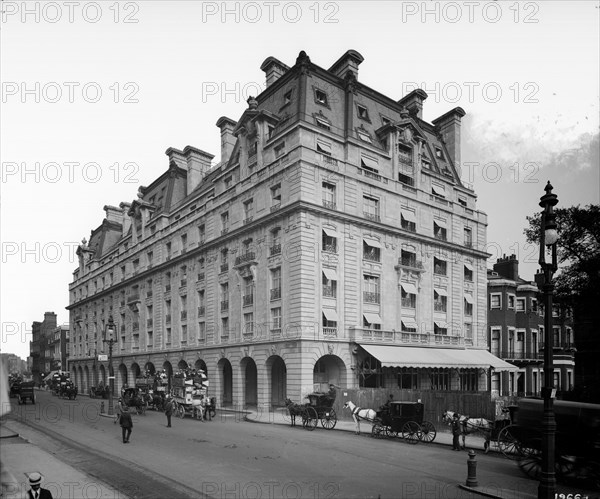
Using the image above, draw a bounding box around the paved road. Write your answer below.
[4,391,595,499]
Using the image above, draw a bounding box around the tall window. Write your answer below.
[243,199,254,224]
[221,317,229,339]
[459,370,478,391]
[464,264,473,282]
[270,227,281,256]
[434,289,447,313]
[243,313,254,336]
[363,196,380,222]
[464,227,473,247]
[221,211,229,234]
[401,249,417,267]
[198,224,205,244]
[363,274,380,304]
[400,209,416,231]
[398,368,418,390]
[322,229,337,253]
[464,295,473,316]
[181,233,188,252]
[270,267,281,300]
[433,257,447,276]
[271,184,281,207]
[401,283,417,308]
[243,276,254,306]
[430,369,450,390]
[490,293,501,309]
[220,283,229,311]
[433,221,447,241]
[322,182,336,209]
[322,269,337,298]
[363,241,381,263]
[220,248,229,272]
[271,308,282,332]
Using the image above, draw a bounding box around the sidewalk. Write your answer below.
[0,418,127,499]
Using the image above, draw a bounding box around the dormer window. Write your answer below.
[357,104,370,121]
[381,116,391,126]
[283,90,292,106]
[224,176,232,189]
[315,116,331,130]
[435,147,444,160]
[267,125,275,140]
[357,130,373,144]
[315,89,328,106]
[398,144,413,165]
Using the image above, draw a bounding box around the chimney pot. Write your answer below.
[328,49,364,79]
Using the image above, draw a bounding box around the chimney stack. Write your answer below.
[164,147,187,170]
[328,49,364,79]
[216,116,237,165]
[103,205,122,224]
[260,57,290,87]
[119,202,132,236]
[183,146,214,194]
[493,254,520,281]
[432,107,466,168]
[398,89,428,120]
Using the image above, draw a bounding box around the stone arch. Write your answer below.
[144,362,156,375]
[313,354,347,390]
[99,364,107,386]
[177,359,189,371]
[163,361,173,391]
[240,357,258,408]
[84,365,90,393]
[194,359,207,372]
[217,358,233,407]
[266,355,287,407]
[118,364,128,394]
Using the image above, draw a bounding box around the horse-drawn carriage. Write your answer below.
[122,387,147,415]
[500,399,600,488]
[172,370,211,420]
[16,380,36,405]
[49,372,77,399]
[371,401,436,444]
[285,386,338,431]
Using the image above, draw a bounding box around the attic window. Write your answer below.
[268,125,275,140]
[435,147,445,160]
[357,104,370,121]
[315,116,331,131]
[381,116,391,126]
[315,89,328,106]
[283,90,292,106]
[357,130,373,144]
[224,176,232,189]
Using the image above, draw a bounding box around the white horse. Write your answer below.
[442,410,493,451]
[343,401,377,435]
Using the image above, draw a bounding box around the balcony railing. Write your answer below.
[322,244,337,254]
[363,212,381,222]
[197,272,205,281]
[322,200,337,210]
[321,154,338,167]
[220,263,229,273]
[235,252,256,266]
[500,350,542,360]
[363,291,380,304]
[359,168,382,182]
[363,251,380,263]
[270,244,281,256]
[398,257,424,270]
[323,327,338,337]
[322,286,336,298]
[270,288,281,301]
[350,327,465,347]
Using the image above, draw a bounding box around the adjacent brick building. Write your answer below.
[488,255,575,397]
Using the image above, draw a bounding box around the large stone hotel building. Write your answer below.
[67,50,515,408]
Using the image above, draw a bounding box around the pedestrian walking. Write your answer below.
[164,396,174,427]
[114,397,125,424]
[119,406,133,443]
[26,472,53,499]
[451,413,461,451]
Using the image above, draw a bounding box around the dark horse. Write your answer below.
[285,398,305,426]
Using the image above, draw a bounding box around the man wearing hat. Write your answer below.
[27,472,53,499]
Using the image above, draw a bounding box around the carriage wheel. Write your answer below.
[497,425,521,460]
[302,407,318,431]
[419,421,436,443]
[402,421,421,444]
[371,423,384,438]
[385,427,398,439]
[176,404,185,418]
[320,408,337,430]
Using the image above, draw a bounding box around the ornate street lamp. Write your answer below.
[538,181,558,499]
[103,316,117,416]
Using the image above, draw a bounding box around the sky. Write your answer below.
[1,1,599,361]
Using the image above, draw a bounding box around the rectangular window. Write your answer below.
[271,184,281,206]
[430,369,450,390]
[433,220,447,241]
[464,263,474,282]
[221,318,229,339]
[271,307,282,331]
[434,257,447,276]
[322,268,337,299]
[516,298,526,312]
[198,322,206,342]
[464,227,473,247]
[315,89,328,106]
[221,211,229,233]
[432,184,446,198]
[398,368,418,390]
[363,240,381,263]
[398,172,414,187]
[243,276,254,306]
[459,370,478,391]
[198,225,205,244]
[401,283,417,308]
[434,289,447,313]
[221,282,229,311]
[458,197,467,208]
[322,182,336,209]
[243,199,254,224]
[464,295,473,316]
[401,209,416,231]
[181,325,188,344]
[490,293,501,309]
[363,274,380,304]
[398,144,412,165]
[243,313,254,336]
[508,295,516,309]
[357,104,369,121]
[363,196,380,222]
[270,228,281,256]
[270,267,281,300]
[464,323,473,340]
[322,228,337,253]
[181,233,187,252]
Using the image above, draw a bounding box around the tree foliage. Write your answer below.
[524,204,600,305]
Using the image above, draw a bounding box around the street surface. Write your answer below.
[1,391,568,498]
